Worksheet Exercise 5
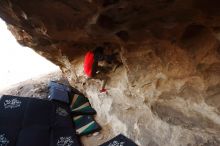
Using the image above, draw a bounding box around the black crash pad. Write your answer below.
[100,134,138,146]
[0,95,81,146]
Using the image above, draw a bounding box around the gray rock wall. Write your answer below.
[70,36,220,146]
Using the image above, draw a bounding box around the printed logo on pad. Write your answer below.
[57,136,74,146]
[4,98,21,109]
[56,107,68,117]
[108,141,125,146]
[0,134,9,146]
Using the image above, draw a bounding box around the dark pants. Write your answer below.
[91,52,116,77]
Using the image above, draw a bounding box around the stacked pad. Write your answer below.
[100,134,138,146]
[73,115,101,136]
[48,81,101,136]
[69,93,101,136]
[48,81,71,104]
[0,95,81,146]
[70,94,96,115]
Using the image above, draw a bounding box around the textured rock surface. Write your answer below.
[1,0,220,145]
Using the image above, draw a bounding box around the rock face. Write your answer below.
[1,0,220,145]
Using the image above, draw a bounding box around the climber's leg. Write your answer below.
[100,78,107,93]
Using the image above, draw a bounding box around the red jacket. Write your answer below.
[84,51,94,77]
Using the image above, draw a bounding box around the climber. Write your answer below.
[84,46,118,93]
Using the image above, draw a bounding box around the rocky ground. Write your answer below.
[0,71,63,98]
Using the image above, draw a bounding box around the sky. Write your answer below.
[0,19,59,90]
